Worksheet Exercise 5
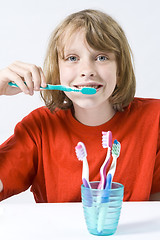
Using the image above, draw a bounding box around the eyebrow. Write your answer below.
[64,48,111,55]
[63,49,80,54]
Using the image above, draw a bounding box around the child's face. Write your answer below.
[58,29,118,111]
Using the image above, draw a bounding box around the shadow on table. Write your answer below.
[116,217,160,235]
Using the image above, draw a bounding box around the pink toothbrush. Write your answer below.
[75,142,91,188]
[98,131,112,189]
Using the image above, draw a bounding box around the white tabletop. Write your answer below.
[0,202,160,240]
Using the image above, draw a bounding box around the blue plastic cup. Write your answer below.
[81,181,124,236]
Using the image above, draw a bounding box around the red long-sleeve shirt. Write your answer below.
[0,97,160,202]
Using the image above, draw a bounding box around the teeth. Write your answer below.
[75,85,100,89]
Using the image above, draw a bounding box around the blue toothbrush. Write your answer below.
[8,82,96,95]
[97,173,112,233]
[102,173,112,203]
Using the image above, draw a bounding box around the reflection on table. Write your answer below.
[0,202,160,239]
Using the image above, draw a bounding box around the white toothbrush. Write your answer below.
[98,131,112,190]
[75,142,93,208]
[97,131,112,232]
[75,142,91,188]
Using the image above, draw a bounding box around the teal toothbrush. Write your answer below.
[97,139,121,233]
[8,82,96,95]
[108,139,121,179]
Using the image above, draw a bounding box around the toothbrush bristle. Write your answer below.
[75,142,87,160]
[112,140,121,157]
[81,87,96,95]
[113,139,119,145]
[102,131,112,148]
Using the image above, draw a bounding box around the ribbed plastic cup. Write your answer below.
[81,181,124,236]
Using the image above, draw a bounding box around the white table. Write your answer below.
[0,202,160,239]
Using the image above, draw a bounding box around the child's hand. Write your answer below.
[0,61,46,96]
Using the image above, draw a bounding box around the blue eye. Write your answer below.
[67,56,77,62]
[97,56,108,61]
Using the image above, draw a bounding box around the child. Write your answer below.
[0,9,160,202]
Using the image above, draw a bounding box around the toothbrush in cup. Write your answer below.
[108,139,121,180]
[75,142,91,188]
[98,131,112,190]
[75,142,92,207]
[8,82,96,95]
[97,173,112,233]
[97,140,121,233]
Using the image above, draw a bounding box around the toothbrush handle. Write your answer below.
[82,158,91,188]
[8,82,74,92]
[97,174,112,233]
[82,178,90,188]
[8,82,96,95]
[43,84,73,91]
[108,156,117,179]
[42,85,96,95]
[82,178,92,207]
[101,173,112,203]
[8,82,20,87]
[105,173,112,191]
[98,147,111,190]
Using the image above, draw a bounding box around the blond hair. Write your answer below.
[41,9,136,111]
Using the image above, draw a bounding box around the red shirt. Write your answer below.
[0,98,160,202]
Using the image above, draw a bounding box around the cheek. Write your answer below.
[59,64,75,85]
[59,67,68,85]
[108,74,117,92]
[105,65,117,84]
[101,68,117,84]
[100,68,117,95]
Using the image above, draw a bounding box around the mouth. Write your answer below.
[73,84,103,90]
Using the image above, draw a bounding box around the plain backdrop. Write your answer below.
[0,0,160,203]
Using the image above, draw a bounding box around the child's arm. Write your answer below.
[0,61,46,199]
[0,112,39,201]
[0,61,46,96]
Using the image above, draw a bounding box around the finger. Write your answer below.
[13,61,42,91]
[38,67,47,88]
[8,62,34,94]
[24,65,46,90]
[5,68,30,95]
[7,86,22,95]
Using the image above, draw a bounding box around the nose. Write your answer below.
[81,72,95,77]
[80,61,96,78]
